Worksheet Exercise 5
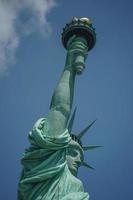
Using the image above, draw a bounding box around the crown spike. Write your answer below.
[78,119,97,139]
[83,145,101,151]
[68,107,77,132]
[82,161,94,170]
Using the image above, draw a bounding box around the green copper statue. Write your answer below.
[18,17,98,200]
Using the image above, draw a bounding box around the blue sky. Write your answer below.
[0,0,133,199]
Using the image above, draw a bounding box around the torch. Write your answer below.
[62,17,96,74]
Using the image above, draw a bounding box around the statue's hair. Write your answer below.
[70,133,82,147]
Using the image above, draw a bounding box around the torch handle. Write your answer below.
[74,53,86,74]
[66,35,88,74]
[71,36,88,75]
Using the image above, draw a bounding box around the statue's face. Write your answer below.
[66,140,84,176]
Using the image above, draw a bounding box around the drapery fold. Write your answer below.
[18,118,89,200]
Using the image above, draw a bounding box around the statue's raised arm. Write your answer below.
[45,17,96,137]
[46,36,88,137]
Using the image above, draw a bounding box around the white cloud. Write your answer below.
[0,0,56,75]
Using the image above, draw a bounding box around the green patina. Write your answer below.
[18,17,96,200]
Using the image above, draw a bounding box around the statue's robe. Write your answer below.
[18,118,89,200]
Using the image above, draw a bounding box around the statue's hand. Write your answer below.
[66,35,88,74]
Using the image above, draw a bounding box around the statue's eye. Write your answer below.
[70,150,78,157]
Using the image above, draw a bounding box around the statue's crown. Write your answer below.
[68,107,101,170]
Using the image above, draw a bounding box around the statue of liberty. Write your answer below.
[18,17,99,200]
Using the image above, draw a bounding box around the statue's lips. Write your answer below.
[72,162,81,170]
